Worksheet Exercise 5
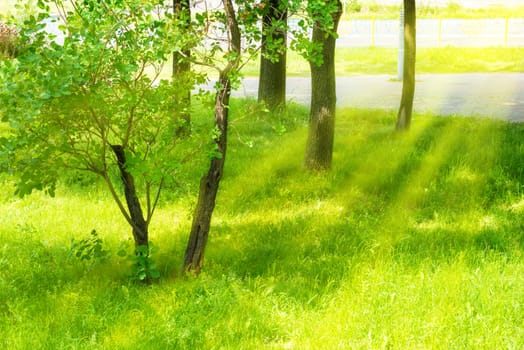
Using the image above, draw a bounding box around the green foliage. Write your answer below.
[0,0,208,190]
[118,242,161,282]
[0,0,214,247]
[68,229,110,267]
[287,0,342,65]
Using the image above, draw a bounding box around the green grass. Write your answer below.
[239,47,524,77]
[1,101,524,348]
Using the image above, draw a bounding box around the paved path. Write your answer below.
[233,73,524,122]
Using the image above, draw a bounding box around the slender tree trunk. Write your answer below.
[304,0,342,171]
[396,0,416,131]
[111,145,149,247]
[173,0,191,134]
[182,72,231,275]
[258,0,287,111]
[182,0,240,275]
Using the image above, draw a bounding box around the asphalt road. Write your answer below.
[232,73,524,122]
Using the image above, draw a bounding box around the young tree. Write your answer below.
[303,0,342,170]
[396,0,416,131]
[182,0,241,275]
[0,0,206,250]
[182,0,343,273]
[258,0,287,111]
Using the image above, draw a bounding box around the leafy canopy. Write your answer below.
[0,0,210,202]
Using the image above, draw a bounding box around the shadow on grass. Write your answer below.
[203,109,524,303]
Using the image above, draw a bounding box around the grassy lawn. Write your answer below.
[239,47,524,77]
[1,101,523,348]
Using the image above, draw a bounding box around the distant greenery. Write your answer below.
[343,2,524,19]
[1,100,523,348]
[3,1,524,19]
[241,47,524,76]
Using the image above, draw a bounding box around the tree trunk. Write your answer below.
[396,0,416,131]
[182,72,231,275]
[173,0,191,135]
[181,0,239,276]
[111,145,149,247]
[304,0,342,171]
[258,0,287,111]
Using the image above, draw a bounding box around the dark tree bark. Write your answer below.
[258,0,287,111]
[173,0,191,134]
[182,72,230,274]
[111,145,149,247]
[182,0,240,275]
[396,0,416,131]
[304,0,342,171]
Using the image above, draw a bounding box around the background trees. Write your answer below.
[258,0,287,111]
[303,0,343,170]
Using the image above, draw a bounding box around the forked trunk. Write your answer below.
[304,0,342,171]
[111,145,149,247]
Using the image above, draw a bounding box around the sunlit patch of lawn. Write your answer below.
[1,102,523,348]
[238,47,524,77]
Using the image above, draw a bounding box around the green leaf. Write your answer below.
[117,249,128,257]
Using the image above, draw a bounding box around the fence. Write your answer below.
[335,18,524,47]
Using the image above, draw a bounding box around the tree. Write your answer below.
[182,0,241,275]
[182,0,343,274]
[303,0,342,170]
[396,0,416,131]
[0,0,205,251]
[258,0,287,111]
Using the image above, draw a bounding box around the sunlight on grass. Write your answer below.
[289,256,524,349]
[239,47,524,77]
[508,197,524,212]
[1,102,523,348]
[332,110,439,217]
